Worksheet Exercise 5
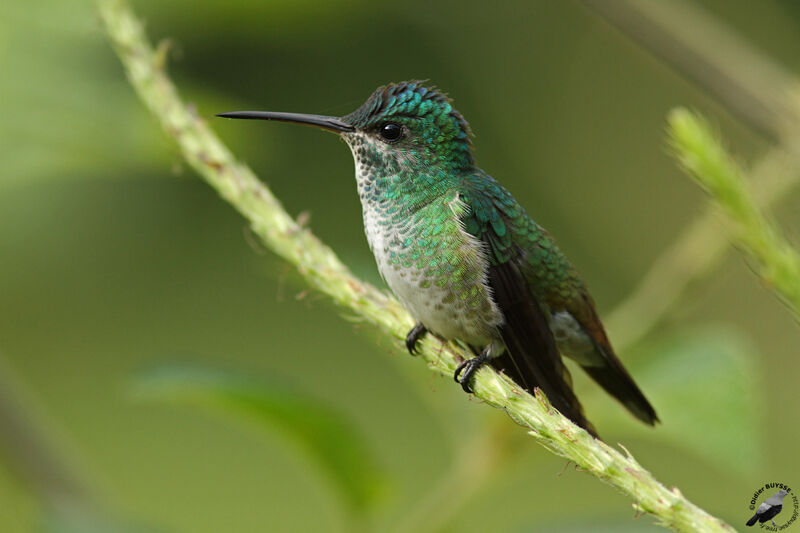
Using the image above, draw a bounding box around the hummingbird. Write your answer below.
[218,81,658,436]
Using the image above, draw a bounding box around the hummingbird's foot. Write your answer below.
[454,347,492,393]
[405,323,428,355]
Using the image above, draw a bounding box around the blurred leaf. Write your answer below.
[592,326,762,476]
[130,367,387,513]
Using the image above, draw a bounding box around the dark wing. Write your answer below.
[488,259,597,437]
[461,175,597,436]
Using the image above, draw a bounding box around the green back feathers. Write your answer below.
[460,171,581,304]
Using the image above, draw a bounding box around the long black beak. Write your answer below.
[215,111,354,133]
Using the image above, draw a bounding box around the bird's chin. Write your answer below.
[339,131,361,148]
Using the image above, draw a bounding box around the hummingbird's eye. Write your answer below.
[378,123,403,143]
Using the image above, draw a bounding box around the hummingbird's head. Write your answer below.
[340,81,474,172]
[217,81,475,175]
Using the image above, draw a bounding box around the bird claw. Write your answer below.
[405,323,427,355]
[454,348,492,393]
[454,359,478,393]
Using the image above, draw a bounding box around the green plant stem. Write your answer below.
[606,147,800,351]
[669,109,800,318]
[97,1,734,530]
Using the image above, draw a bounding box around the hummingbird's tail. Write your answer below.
[579,352,659,426]
[555,292,659,426]
[563,300,659,426]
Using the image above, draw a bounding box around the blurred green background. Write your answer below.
[1,0,799,531]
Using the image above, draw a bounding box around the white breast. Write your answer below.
[363,199,502,346]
